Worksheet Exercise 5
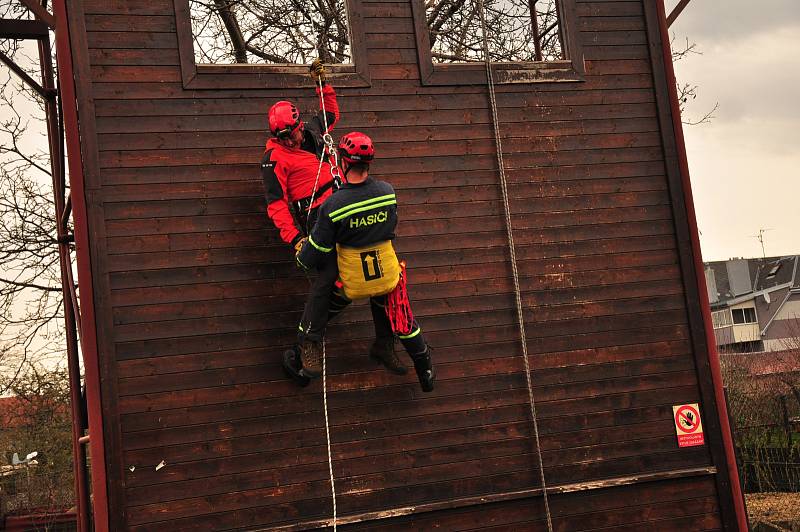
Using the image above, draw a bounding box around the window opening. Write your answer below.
[731,307,757,325]
[766,263,781,279]
[189,0,352,65]
[712,310,732,329]
[426,0,563,63]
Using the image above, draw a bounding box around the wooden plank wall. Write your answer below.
[69,0,732,529]
[345,475,723,530]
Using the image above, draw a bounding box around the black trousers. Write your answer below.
[369,295,427,358]
[297,251,345,342]
[295,252,394,343]
[297,255,427,359]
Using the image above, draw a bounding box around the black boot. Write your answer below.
[282,346,311,387]
[369,337,408,375]
[412,347,435,393]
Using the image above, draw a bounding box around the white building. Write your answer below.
[705,256,800,353]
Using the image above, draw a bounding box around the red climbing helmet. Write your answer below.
[268,100,302,138]
[338,131,375,164]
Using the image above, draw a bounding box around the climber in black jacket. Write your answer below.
[290,132,435,392]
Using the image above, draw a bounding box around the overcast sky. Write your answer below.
[668,0,800,262]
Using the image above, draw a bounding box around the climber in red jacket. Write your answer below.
[262,59,340,247]
[262,61,407,383]
[261,60,346,374]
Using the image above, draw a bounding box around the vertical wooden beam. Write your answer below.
[645,1,749,530]
[171,0,198,87]
[409,0,434,84]
[38,14,90,530]
[52,0,111,529]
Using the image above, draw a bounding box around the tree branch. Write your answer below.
[213,0,249,62]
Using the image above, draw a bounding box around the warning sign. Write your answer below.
[673,403,705,447]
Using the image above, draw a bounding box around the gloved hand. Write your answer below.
[294,237,310,270]
[294,236,308,255]
[309,58,326,83]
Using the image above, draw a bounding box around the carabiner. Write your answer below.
[322,132,334,149]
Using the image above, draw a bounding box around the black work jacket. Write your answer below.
[297,177,397,269]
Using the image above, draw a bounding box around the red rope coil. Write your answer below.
[386,261,414,336]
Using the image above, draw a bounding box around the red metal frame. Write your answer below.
[52,0,111,529]
[1,2,103,529]
[37,12,90,531]
[655,1,748,529]
[4,511,77,532]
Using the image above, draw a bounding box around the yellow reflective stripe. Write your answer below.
[328,194,395,219]
[397,328,421,340]
[331,200,396,222]
[308,235,332,253]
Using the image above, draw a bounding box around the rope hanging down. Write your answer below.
[311,60,339,531]
[321,340,338,531]
[305,58,341,234]
[475,1,554,530]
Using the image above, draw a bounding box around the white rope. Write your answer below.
[297,319,337,530]
[475,1,553,530]
[321,340,337,531]
[304,74,328,232]
[310,55,338,531]
[305,58,340,233]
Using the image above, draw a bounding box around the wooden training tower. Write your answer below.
[49,0,748,529]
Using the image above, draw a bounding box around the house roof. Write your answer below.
[752,255,798,291]
[706,256,799,303]
[705,255,800,307]
[705,261,732,300]
[0,396,28,429]
[758,285,793,335]
[0,395,69,430]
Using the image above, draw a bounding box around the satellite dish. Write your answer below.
[763,292,771,304]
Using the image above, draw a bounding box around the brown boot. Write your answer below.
[299,340,323,378]
[369,337,407,375]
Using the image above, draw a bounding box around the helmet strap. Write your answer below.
[342,160,354,179]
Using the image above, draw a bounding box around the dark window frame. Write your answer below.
[173,0,371,89]
[410,0,585,85]
[731,307,757,325]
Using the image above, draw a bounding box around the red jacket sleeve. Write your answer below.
[316,84,339,131]
[262,149,302,246]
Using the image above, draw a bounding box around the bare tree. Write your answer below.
[670,35,718,125]
[777,316,800,409]
[0,7,66,391]
[427,0,562,63]
[190,0,352,64]
[720,321,800,519]
[190,0,562,65]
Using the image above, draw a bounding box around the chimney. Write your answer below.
[726,259,752,297]
[705,267,718,303]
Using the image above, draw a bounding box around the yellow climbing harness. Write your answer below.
[336,240,400,300]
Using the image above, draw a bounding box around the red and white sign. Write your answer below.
[673,403,705,447]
